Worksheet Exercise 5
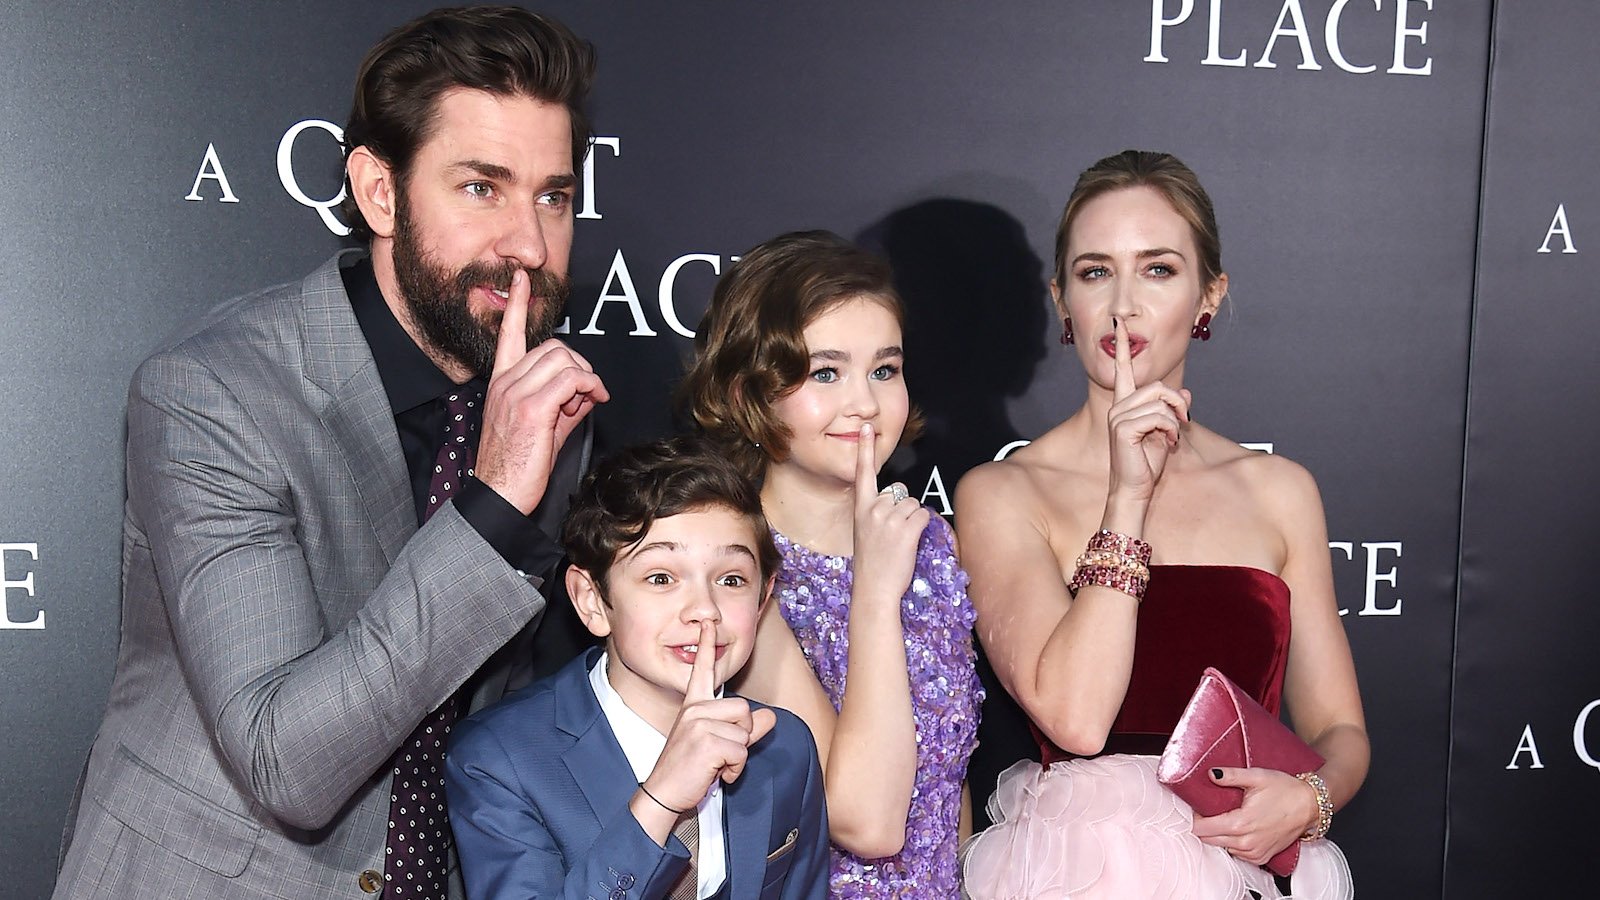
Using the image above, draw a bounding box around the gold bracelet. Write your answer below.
[1296,772,1333,841]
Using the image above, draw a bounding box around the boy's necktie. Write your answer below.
[668,812,700,900]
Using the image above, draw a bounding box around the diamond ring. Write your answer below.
[881,483,909,504]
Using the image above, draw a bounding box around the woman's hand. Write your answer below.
[1190,766,1321,865]
[1106,316,1190,503]
[851,423,929,606]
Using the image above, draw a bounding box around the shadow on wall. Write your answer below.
[860,197,1048,479]
[858,198,1049,827]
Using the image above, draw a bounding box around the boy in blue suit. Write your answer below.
[445,437,828,899]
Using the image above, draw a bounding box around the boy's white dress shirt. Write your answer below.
[589,652,728,898]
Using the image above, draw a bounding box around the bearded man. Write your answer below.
[52,9,608,899]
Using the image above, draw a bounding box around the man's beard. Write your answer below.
[390,200,570,379]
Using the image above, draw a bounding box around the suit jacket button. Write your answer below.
[358,869,382,893]
[617,873,636,889]
[608,889,627,900]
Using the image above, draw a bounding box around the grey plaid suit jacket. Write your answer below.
[52,251,590,899]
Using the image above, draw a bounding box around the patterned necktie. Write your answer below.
[383,389,481,899]
[668,812,700,900]
[424,389,481,520]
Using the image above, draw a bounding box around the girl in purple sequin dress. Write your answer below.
[680,231,982,897]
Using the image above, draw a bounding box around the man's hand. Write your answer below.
[473,269,610,514]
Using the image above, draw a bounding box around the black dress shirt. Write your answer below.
[343,257,563,581]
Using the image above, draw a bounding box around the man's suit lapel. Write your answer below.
[532,414,591,541]
[292,253,595,713]
[297,252,414,566]
[722,735,775,898]
[467,416,596,714]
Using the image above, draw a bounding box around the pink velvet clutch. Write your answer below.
[1156,666,1324,877]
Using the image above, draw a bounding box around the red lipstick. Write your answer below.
[1099,333,1148,358]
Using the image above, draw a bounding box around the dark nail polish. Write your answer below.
[1211,768,1224,780]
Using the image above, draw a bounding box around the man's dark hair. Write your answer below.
[339,6,596,240]
[562,436,781,598]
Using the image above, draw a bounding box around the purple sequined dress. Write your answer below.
[773,512,982,898]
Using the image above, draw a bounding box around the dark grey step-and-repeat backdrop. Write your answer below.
[1,2,1591,896]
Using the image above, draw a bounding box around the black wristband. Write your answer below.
[637,782,689,816]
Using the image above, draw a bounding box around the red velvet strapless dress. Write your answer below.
[962,566,1352,900]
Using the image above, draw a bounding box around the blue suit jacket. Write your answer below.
[445,648,829,900]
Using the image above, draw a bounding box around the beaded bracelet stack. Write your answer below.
[1295,771,1334,841]
[1067,529,1153,601]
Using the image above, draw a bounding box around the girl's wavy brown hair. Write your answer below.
[678,230,924,480]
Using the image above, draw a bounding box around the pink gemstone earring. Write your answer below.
[1191,312,1212,342]
[1060,318,1075,345]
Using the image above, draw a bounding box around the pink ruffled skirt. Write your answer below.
[962,755,1352,900]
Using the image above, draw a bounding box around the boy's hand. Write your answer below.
[639,621,777,815]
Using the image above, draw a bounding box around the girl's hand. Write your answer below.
[851,423,928,606]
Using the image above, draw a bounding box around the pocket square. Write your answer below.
[765,828,799,862]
